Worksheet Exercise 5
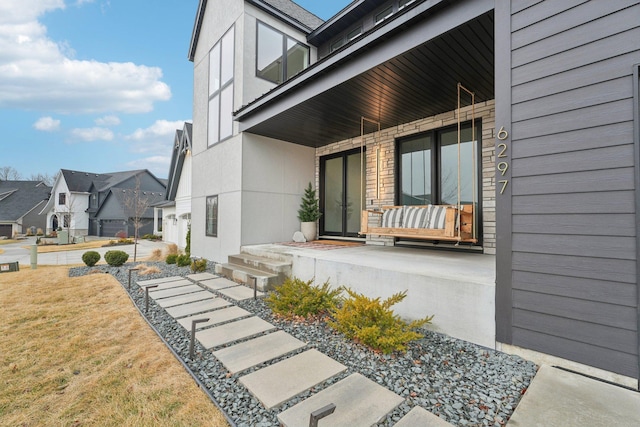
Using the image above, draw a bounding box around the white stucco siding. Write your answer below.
[241,134,315,245]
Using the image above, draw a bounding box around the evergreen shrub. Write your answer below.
[104,250,129,267]
[82,251,101,267]
[329,288,433,354]
[267,277,342,318]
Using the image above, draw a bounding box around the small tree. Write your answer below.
[297,182,321,222]
[185,224,191,256]
[122,176,162,262]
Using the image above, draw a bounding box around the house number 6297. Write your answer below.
[497,126,509,195]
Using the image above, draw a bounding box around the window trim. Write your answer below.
[205,195,218,237]
[208,25,235,147]
[255,21,310,84]
[395,121,483,243]
[374,5,394,25]
[58,192,66,205]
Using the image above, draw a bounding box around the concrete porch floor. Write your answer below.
[241,243,496,348]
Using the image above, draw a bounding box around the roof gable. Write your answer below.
[0,181,52,221]
[188,0,323,61]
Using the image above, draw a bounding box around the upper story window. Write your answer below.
[257,22,309,84]
[208,26,235,147]
[58,192,66,205]
[330,26,363,53]
[398,0,416,10]
[375,5,393,25]
[91,193,97,207]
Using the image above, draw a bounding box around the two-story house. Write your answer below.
[154,122,194,249]
[41,169,166,239]
[188,0,640,387]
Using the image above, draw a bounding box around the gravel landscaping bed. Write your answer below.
[70,262,537,427]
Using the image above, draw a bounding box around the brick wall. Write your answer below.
[316,100,496,254]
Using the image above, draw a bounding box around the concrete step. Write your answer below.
[213,330,306,374]
[277,373,404,427]
[137,276,185,286]
[228,253,291,276]
[199,277,238,291]
[138,279,192,291]
[218,285,265,301]
[149,284,204,299]
[214,262,279,292]
[186,272,218,281]
[394,407,453,426]
[239,349,347,410]
[240,244,294,264]
[154,291,213,308]
[195,316,276,349]
[165,298,232,318]
[176,306,251,331]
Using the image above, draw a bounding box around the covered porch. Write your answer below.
[235,0,496,253]
[241,242,496,348]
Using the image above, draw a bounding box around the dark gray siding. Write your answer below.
[497,0,640,379]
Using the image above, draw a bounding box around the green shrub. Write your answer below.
[191,258,207,273]
[267,277,342,319]
[165,254,178,264]
[176,254,191,267]
[142,234,161,240]
[328,288,433,354]
[82,251,101,267]
[104,250,129,267]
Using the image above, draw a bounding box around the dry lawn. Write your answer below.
[0,266,229,427]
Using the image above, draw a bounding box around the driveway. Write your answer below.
[0,237,168,266]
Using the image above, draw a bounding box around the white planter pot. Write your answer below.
[300,221,317,242]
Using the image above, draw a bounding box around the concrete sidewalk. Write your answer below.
[0,237,167,266]
[507,365,640,426]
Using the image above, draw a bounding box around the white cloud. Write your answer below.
[127,155,171,178]
[70,126,113,141]
[95,115,120,126]
[0,0,171,114]
[33,116,61,131]
[125,119,187,153]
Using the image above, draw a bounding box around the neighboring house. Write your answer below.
[188,0,640,386]
[154,122,193,249]
[41,169,166,239]
[0,181,51,238]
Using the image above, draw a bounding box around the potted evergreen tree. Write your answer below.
[298,182,321,242]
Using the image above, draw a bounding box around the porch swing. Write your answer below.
[359,83,478,244]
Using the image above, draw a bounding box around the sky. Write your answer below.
[0,0,349,181]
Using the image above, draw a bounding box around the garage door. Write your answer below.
[101,220,128,238]
[0,224,11,238]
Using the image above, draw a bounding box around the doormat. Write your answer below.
[278,240,363,250]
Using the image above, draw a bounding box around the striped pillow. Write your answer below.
[381,208,403,228]
[402,206,429,228]
[424,205,447,229]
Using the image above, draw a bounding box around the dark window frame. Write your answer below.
[206,195,218,237]
[58,192,66,205]
[208,25,235,147]
[396,121,483,243]
[255,21,309,84]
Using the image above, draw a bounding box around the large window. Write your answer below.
[58,193,66,205]
[257,22,309,84]
[206,195,218,237]
[208,26,234,146]
[398,122,480,206]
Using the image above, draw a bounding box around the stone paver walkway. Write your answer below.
[139,273,429,426]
